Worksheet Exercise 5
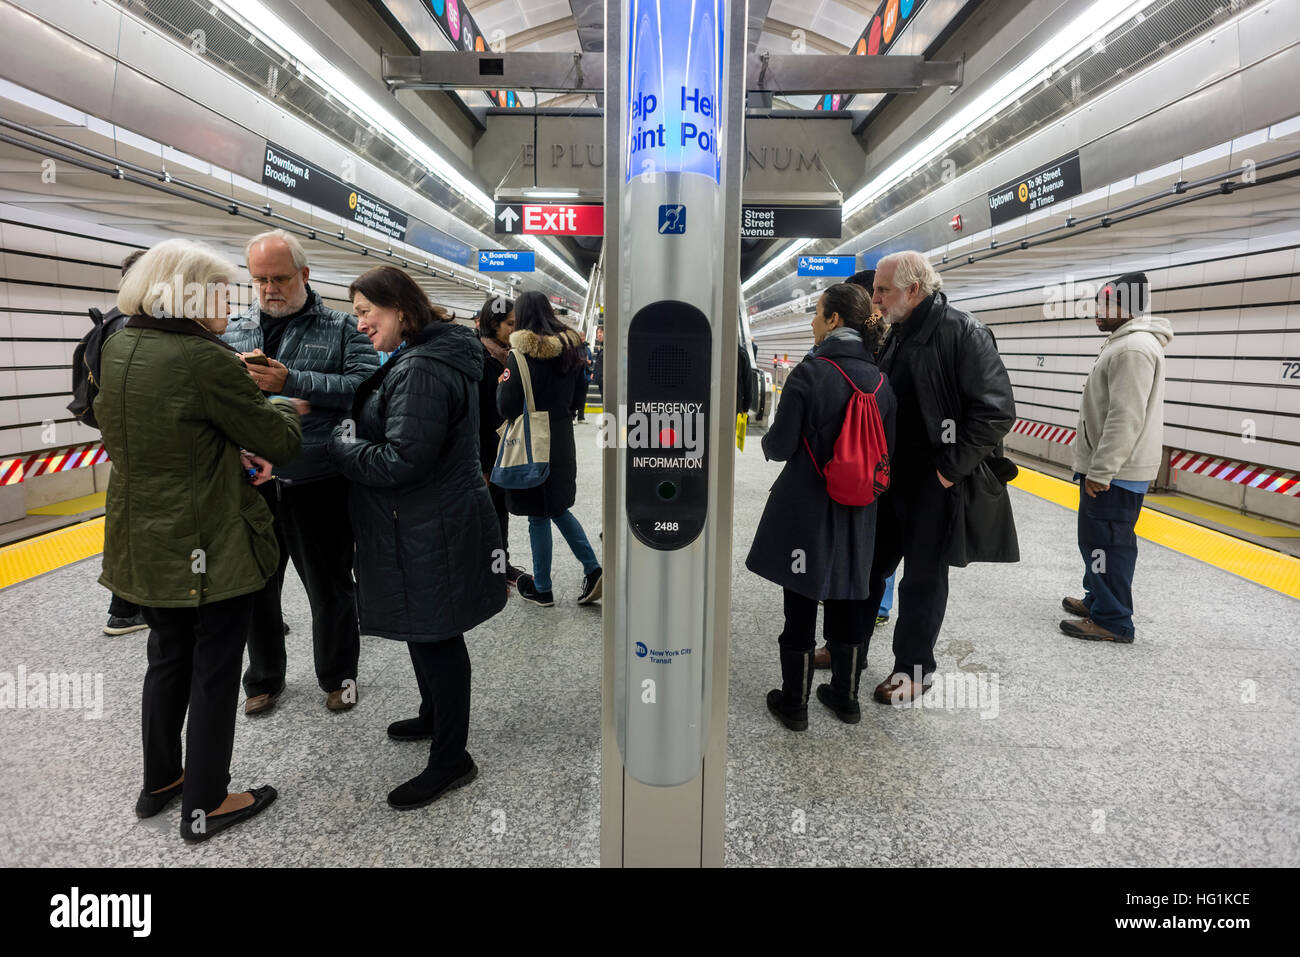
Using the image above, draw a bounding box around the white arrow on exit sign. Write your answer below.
[498,206,520,232]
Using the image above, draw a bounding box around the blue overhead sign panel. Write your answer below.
[477,250,535,272]
[625,0,723,183]
[796,255,857,277]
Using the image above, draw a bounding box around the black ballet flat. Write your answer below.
[135,779,184,819]
[180,785,278,844]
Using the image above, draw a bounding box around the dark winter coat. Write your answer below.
[878,290,1019,566]
[326,320,507,642]
[570,342,593,414]
[96,315,302,607]
[745,330,897,600]
[222,288,379,484]
[496,326,585,518]
[478,337,507,473]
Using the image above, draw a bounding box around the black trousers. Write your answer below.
[778,589,871,652]
[108,593,140,618]
[488,481,511,566]
[407,637,472,774]
[243,476,360,696]
[863,471,952,678]
[141,594,252,820]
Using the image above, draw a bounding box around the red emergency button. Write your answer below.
[658,428,677,447]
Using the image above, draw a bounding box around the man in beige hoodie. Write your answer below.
[1061,272,1173,642]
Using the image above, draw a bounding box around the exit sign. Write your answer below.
[495,203,604,236]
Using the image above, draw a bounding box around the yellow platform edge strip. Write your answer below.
[1012,467,1300,600]
[0,517,105,590]
[3,471,1297,599]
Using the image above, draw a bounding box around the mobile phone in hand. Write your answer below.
[244,353,270,366]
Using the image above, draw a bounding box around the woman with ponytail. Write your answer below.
[745,282,896,731]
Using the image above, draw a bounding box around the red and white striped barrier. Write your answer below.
[1168,451,1300,497]
[1011,419,1077,445]
[0,442,110,486]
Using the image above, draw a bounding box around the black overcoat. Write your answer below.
[881,291,1020,566]
[745,332,897,600]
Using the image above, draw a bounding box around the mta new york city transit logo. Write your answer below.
[635,642,648,658]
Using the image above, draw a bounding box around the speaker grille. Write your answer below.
[648,344,691,387]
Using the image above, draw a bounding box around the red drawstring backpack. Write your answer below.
[802,357,890,506]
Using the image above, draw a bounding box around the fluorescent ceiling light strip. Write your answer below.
[746,0,1153,295]
[842,0,1153,219]
[213,0,584,295]
[216,0,491,213]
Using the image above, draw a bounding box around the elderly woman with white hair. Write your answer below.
[95,238,305,843]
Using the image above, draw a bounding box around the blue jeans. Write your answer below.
[879,572,896,616]
[528,511,600,593]
[1076,481,1144,638]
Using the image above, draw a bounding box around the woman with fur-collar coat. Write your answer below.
[496,292,603,607]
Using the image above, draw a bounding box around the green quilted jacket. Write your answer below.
[95,315,303,607]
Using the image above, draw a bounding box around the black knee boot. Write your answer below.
[766,648,815,731]
[816,641,863,724]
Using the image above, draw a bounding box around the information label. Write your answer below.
[494,203,604,236]
[742,206,842,239]
[477,250,535,272]
[987,152,1083,226]
[797,255,857,277]
[261,143,408,241]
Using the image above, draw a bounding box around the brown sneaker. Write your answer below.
[243,686,284,716]
[326,683,359,711]
[813,644,831,670]
[872,672,932,706]
[1061,596,1090,618]
[1059,618,1133,643]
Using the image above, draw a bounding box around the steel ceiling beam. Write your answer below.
[383,51,962,94]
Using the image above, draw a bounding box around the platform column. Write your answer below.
[600,0,747,868]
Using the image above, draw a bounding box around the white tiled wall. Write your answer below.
[0,221,358,464]
[967,244,1300,474]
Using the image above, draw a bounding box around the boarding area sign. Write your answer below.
[797,254,857,276]
[476,250,535,272]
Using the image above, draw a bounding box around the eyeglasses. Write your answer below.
[251,274,299,288]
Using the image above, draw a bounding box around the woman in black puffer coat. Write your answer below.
[327,266,506,810]
[497,291,602,608]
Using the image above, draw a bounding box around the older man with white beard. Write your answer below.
[223,230,378,716]
[864,252,1019,705]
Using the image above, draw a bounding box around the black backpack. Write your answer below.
[67,307,127,430]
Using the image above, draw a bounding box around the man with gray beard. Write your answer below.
[223,230,378,715]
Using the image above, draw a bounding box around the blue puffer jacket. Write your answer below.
[222,288,379,483]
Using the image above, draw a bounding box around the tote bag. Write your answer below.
[490,349,551,489]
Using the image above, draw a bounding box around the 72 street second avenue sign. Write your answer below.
[741,205,842,239]
[495,203,604,236]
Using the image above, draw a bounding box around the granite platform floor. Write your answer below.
[2,423,1298,867]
